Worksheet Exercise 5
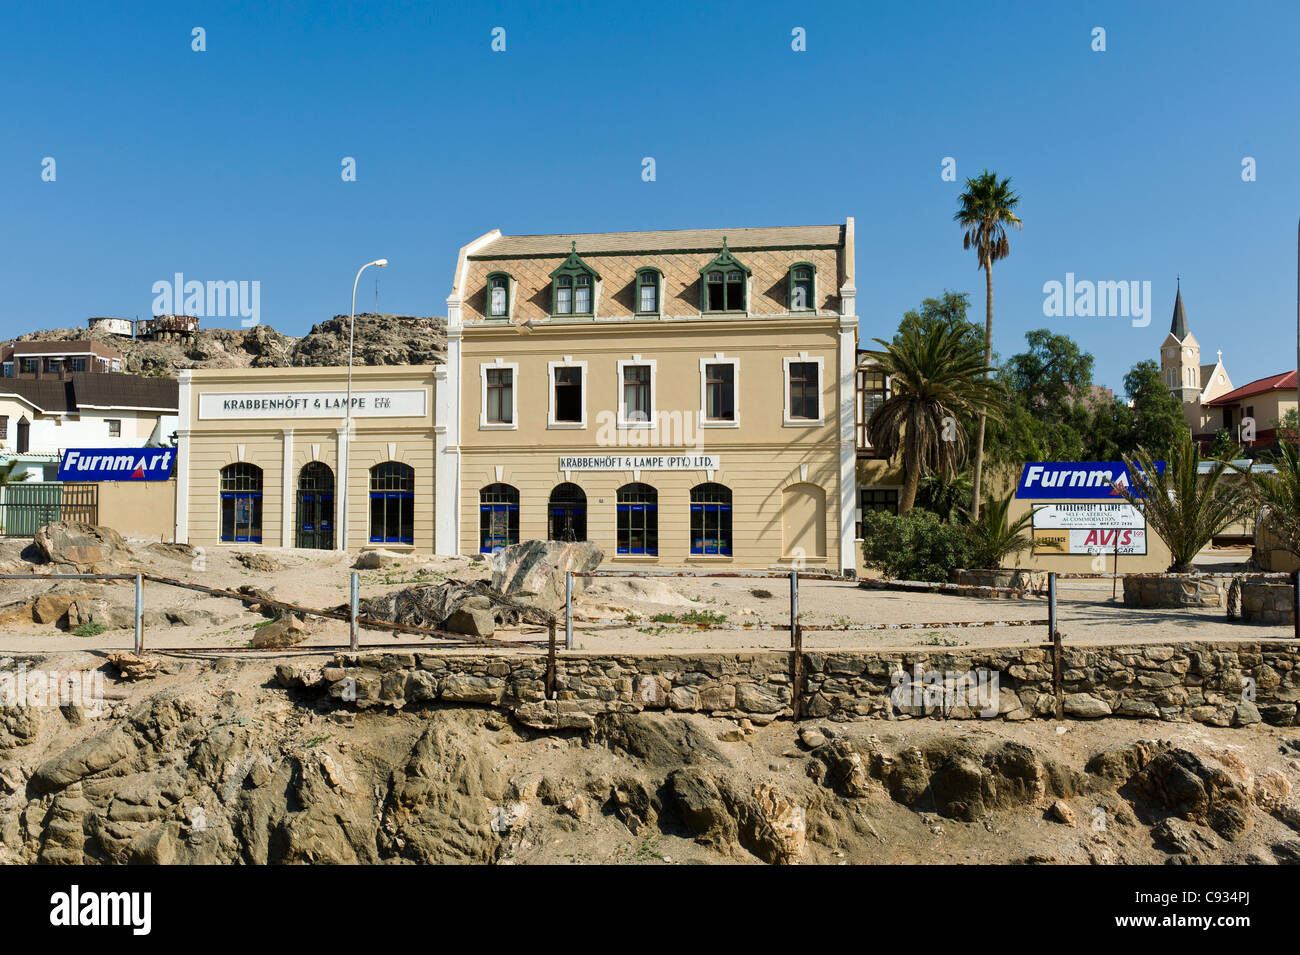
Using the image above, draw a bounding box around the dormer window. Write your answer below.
[636,268,661,315]
[789,262,815,311]
[550,242,599,317]
[487,272,511,318]
[699,239,750,313]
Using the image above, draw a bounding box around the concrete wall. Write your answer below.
[292,640,1300,730]
[97,479,177,540]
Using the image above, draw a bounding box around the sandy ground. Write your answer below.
[0,541,1288,656]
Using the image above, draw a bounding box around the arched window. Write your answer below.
[617,483,658,556]
[16,416,30,454]
[480,483,519,553]
[636,268,661,315]
[788,262,816,311]
[369,462,414,545]
[550,243,598,316]
[486,271,511,318]
[690,483,732,556]
[296,462,335,549]
[548,483,587,542]
[699,239,750,313]
[220,462,263,543]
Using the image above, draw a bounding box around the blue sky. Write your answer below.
[3,0,1298,392]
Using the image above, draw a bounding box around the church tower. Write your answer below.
[1160,280,1202,404]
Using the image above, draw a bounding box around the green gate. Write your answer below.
[0,482,98,537]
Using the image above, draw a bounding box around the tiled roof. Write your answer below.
[0,374,177,414]
[470,224,844,258]
[1204,371,1297,406]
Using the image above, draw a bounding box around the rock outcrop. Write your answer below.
[490,540,603,612]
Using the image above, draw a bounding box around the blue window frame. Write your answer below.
[220,463,263,543]
[617,483,658,555]
[369,462,414,544]
[690,483,732,556]
[480,483,519,553]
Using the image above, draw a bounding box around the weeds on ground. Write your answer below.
[651,609,727,626]
[71,622,107,637]
[922,633,969,647]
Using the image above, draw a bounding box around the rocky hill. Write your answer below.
[7,314,447,377]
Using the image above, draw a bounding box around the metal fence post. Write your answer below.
[349,571,359,651]
[565,572,574,650]
[789,570,798,647]
[790,570,803,719]
[547,619,557,700]
[1049,572,1063,718]
[134,572,143,653]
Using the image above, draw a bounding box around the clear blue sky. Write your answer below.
[4,0,1298,392]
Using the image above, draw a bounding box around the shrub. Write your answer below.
[71,622,107,637]
[860,508,972,582]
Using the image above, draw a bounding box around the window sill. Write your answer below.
[686,554,734,561]
[616,421,657,431]
[613,554,659,561]
[699,420,740,429]
[479,423,517,431]
[783,419,825,428]
[548,422,587,430]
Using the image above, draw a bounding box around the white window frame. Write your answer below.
[699,356,740,428]
[783,354,825,427]
[617,357,657,430]
[548,359,588,429]
[479,359,519,431]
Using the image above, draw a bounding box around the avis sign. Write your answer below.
[1015,461,1165,500]
[58,448,176,481]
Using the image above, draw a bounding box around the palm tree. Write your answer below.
[1112,436,1247,572]
[866,322,1005,513]
[1243,442,1300,560]
[954,170,1022,521]
[964,491,1056,569]
[916,469,973,523]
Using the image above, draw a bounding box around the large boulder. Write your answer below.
[489,540,603,611]
[34,523,130,572]
[357,580,520,638]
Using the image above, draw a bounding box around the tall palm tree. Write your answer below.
[1112,436,1247,572]
[954,170,1022,520]
[866,322,1005,512]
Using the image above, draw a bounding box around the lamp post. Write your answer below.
[339,258,387,551]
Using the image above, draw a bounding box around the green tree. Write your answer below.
[1112,436,1247,572]
[866,322,1006,512]
[964,491,1058,569]
[894,291,983,354]
[954,170,1023,520]
[1244,442,1300,560]
[915,469,973,523]
[860,509,972,582]
[984,329,1094,467]
[1085,360,1190,461]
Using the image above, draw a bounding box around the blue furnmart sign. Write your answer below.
[1016,461,1166,500]
[58,448,176,482]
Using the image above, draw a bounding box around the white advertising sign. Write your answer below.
[198,390,427,420]
[1034,527,1147,555]
[558,454,719,472]
[1032,502,1145,530]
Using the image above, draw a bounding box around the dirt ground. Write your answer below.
[0,540,1285,656]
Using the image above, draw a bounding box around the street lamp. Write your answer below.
[339,258,387,550]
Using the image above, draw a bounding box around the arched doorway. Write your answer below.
[220,463,263,543]
[296,462,335,549]
[548,483,586,542]
[781,482,826,562]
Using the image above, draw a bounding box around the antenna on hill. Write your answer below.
[375,275,379,314]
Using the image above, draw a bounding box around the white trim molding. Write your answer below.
[478,359,519,430]
[782,354,825,427]
[616,357,657,430]
[698,356,740,428]
[547,359,588,429]
[837,315,859,576]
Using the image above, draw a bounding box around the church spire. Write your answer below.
[1169,277,1188,339]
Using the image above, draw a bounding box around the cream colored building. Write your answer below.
[175,365,438,550]
[442,222,860,573]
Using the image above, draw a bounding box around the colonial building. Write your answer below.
[1159,283,1234,439]
[442,222,860,573]
[174,365,438,549]
[1,340,124,379]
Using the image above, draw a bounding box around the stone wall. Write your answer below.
[277,640,1300,730]
[1241,580,1296,626]
[949,569,1045,598]
[1123,574,1227,608]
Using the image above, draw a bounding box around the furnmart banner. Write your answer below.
[58,448,176,481]
[1015,461,1166,500]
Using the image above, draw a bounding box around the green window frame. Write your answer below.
[699,238,751,314]
[549,242,599,317]
[636,268,661,315]
[788,262,816,311]
[486,271,511,319]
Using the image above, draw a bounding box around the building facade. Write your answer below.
[175,366,438,550]
[1,340,124,379]
[442,222,860,573]
[1159,284,1234,439]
